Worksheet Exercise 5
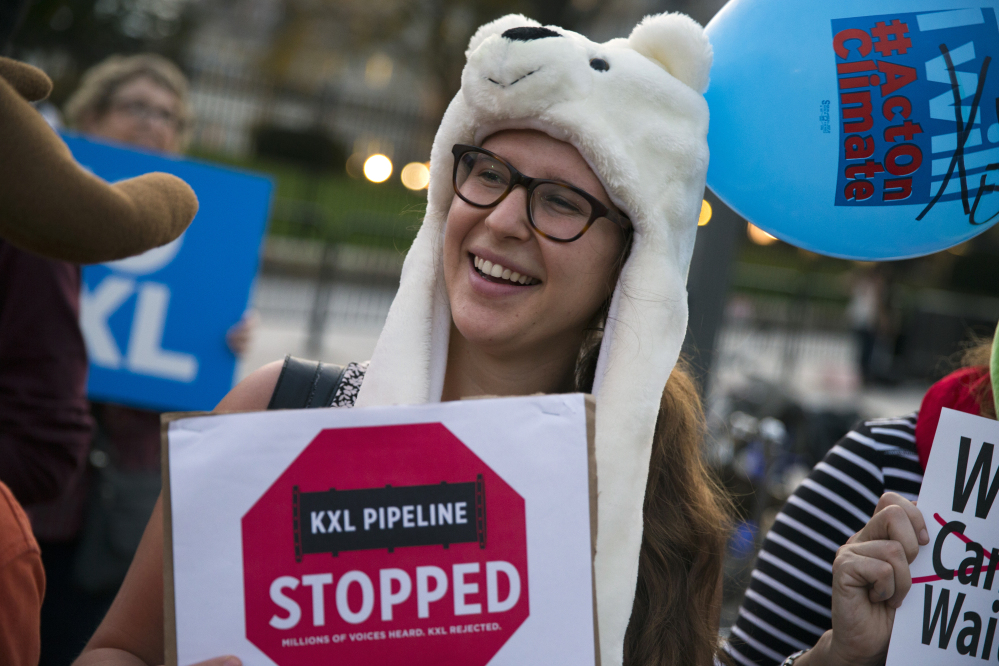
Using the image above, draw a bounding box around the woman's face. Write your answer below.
[82,75,182,153]
[443,129,627,359]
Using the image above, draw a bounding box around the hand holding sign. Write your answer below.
[833,496,928,664]
[844,495,928,608]
[796,494,928,666]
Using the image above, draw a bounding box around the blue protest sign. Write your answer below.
[67,133,273,412]
[705,1,999,260]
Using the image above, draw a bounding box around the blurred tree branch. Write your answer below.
[12,0,194,103]
[263,0,575,124]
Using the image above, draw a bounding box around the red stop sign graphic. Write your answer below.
[242,423,529,666]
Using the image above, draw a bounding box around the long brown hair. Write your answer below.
[576,316,732,665]
[623,361,732,665]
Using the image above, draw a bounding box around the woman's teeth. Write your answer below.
[472,255,538,285]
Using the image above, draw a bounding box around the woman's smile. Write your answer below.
[469,252,540,286]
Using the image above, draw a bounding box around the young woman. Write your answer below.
[73,14,924,666]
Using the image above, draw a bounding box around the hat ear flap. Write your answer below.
[465,13,542,57]
[628,12,712,94]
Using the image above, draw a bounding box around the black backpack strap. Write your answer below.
[267,355,347,410]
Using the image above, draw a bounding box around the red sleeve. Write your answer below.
[0,240,93,505]
[0,481,45,666]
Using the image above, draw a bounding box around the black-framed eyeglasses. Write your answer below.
[451,144,631,243]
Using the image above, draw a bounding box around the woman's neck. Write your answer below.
[440,323,581,401]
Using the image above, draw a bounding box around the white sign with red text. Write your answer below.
[164,394,597,666]
[887,408,999,665]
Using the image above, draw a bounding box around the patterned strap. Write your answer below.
[267,355,346,410]
[781,649,809,666]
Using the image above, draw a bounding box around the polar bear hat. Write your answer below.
[357,12,712,665]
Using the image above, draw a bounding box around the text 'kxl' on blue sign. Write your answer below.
[66,132,273,413]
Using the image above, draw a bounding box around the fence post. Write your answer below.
[307,235,336,356]
[682,191,744,396]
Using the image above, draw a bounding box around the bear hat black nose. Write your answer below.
[502,26,562,41]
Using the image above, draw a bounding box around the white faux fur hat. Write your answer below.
[356,12,711,665]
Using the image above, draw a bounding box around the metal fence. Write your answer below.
[183,58,434,349]
[252,239,402,353]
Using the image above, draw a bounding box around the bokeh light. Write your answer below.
[365,53,394,89]
[698,199,712,226]
[947,241,971,256]
[345,153,365,179]
[363,154,393,183]
[400,162,431,190]
[747,223,778,245]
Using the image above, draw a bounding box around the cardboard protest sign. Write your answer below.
[886,408,999,664]
[65,133,273,412]
[163,394,598,666]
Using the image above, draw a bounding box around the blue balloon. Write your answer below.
[705,0,999,259]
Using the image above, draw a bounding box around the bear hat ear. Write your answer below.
[628,12,712,94]
[465,13,542,57]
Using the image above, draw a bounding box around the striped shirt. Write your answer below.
[724,413,924,666]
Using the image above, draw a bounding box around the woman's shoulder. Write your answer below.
[840,413,919,459]
[215,358,368,413]
[214,359,285,413]
[825,411,922,497]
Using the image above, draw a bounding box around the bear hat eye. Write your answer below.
[589,58,610,72]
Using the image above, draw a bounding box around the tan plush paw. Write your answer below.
[0,57,52,102]
[0,65,198,263]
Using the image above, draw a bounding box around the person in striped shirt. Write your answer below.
[726,344,995,666]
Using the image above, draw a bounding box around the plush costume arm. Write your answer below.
[0,57,197,264]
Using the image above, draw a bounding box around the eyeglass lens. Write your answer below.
[455,150,594,241]
[113,99,179,127]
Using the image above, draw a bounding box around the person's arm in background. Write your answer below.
[0,241,92,505]
[0,480,45,666]
[225,310,258,358]
[724,414,923,665]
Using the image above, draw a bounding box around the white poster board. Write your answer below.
[163,394,597,666]
[886,408,999,664]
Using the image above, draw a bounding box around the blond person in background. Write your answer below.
[28,54,254,666]
[66,54,192,152]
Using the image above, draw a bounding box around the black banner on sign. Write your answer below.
[292,476,486,561]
